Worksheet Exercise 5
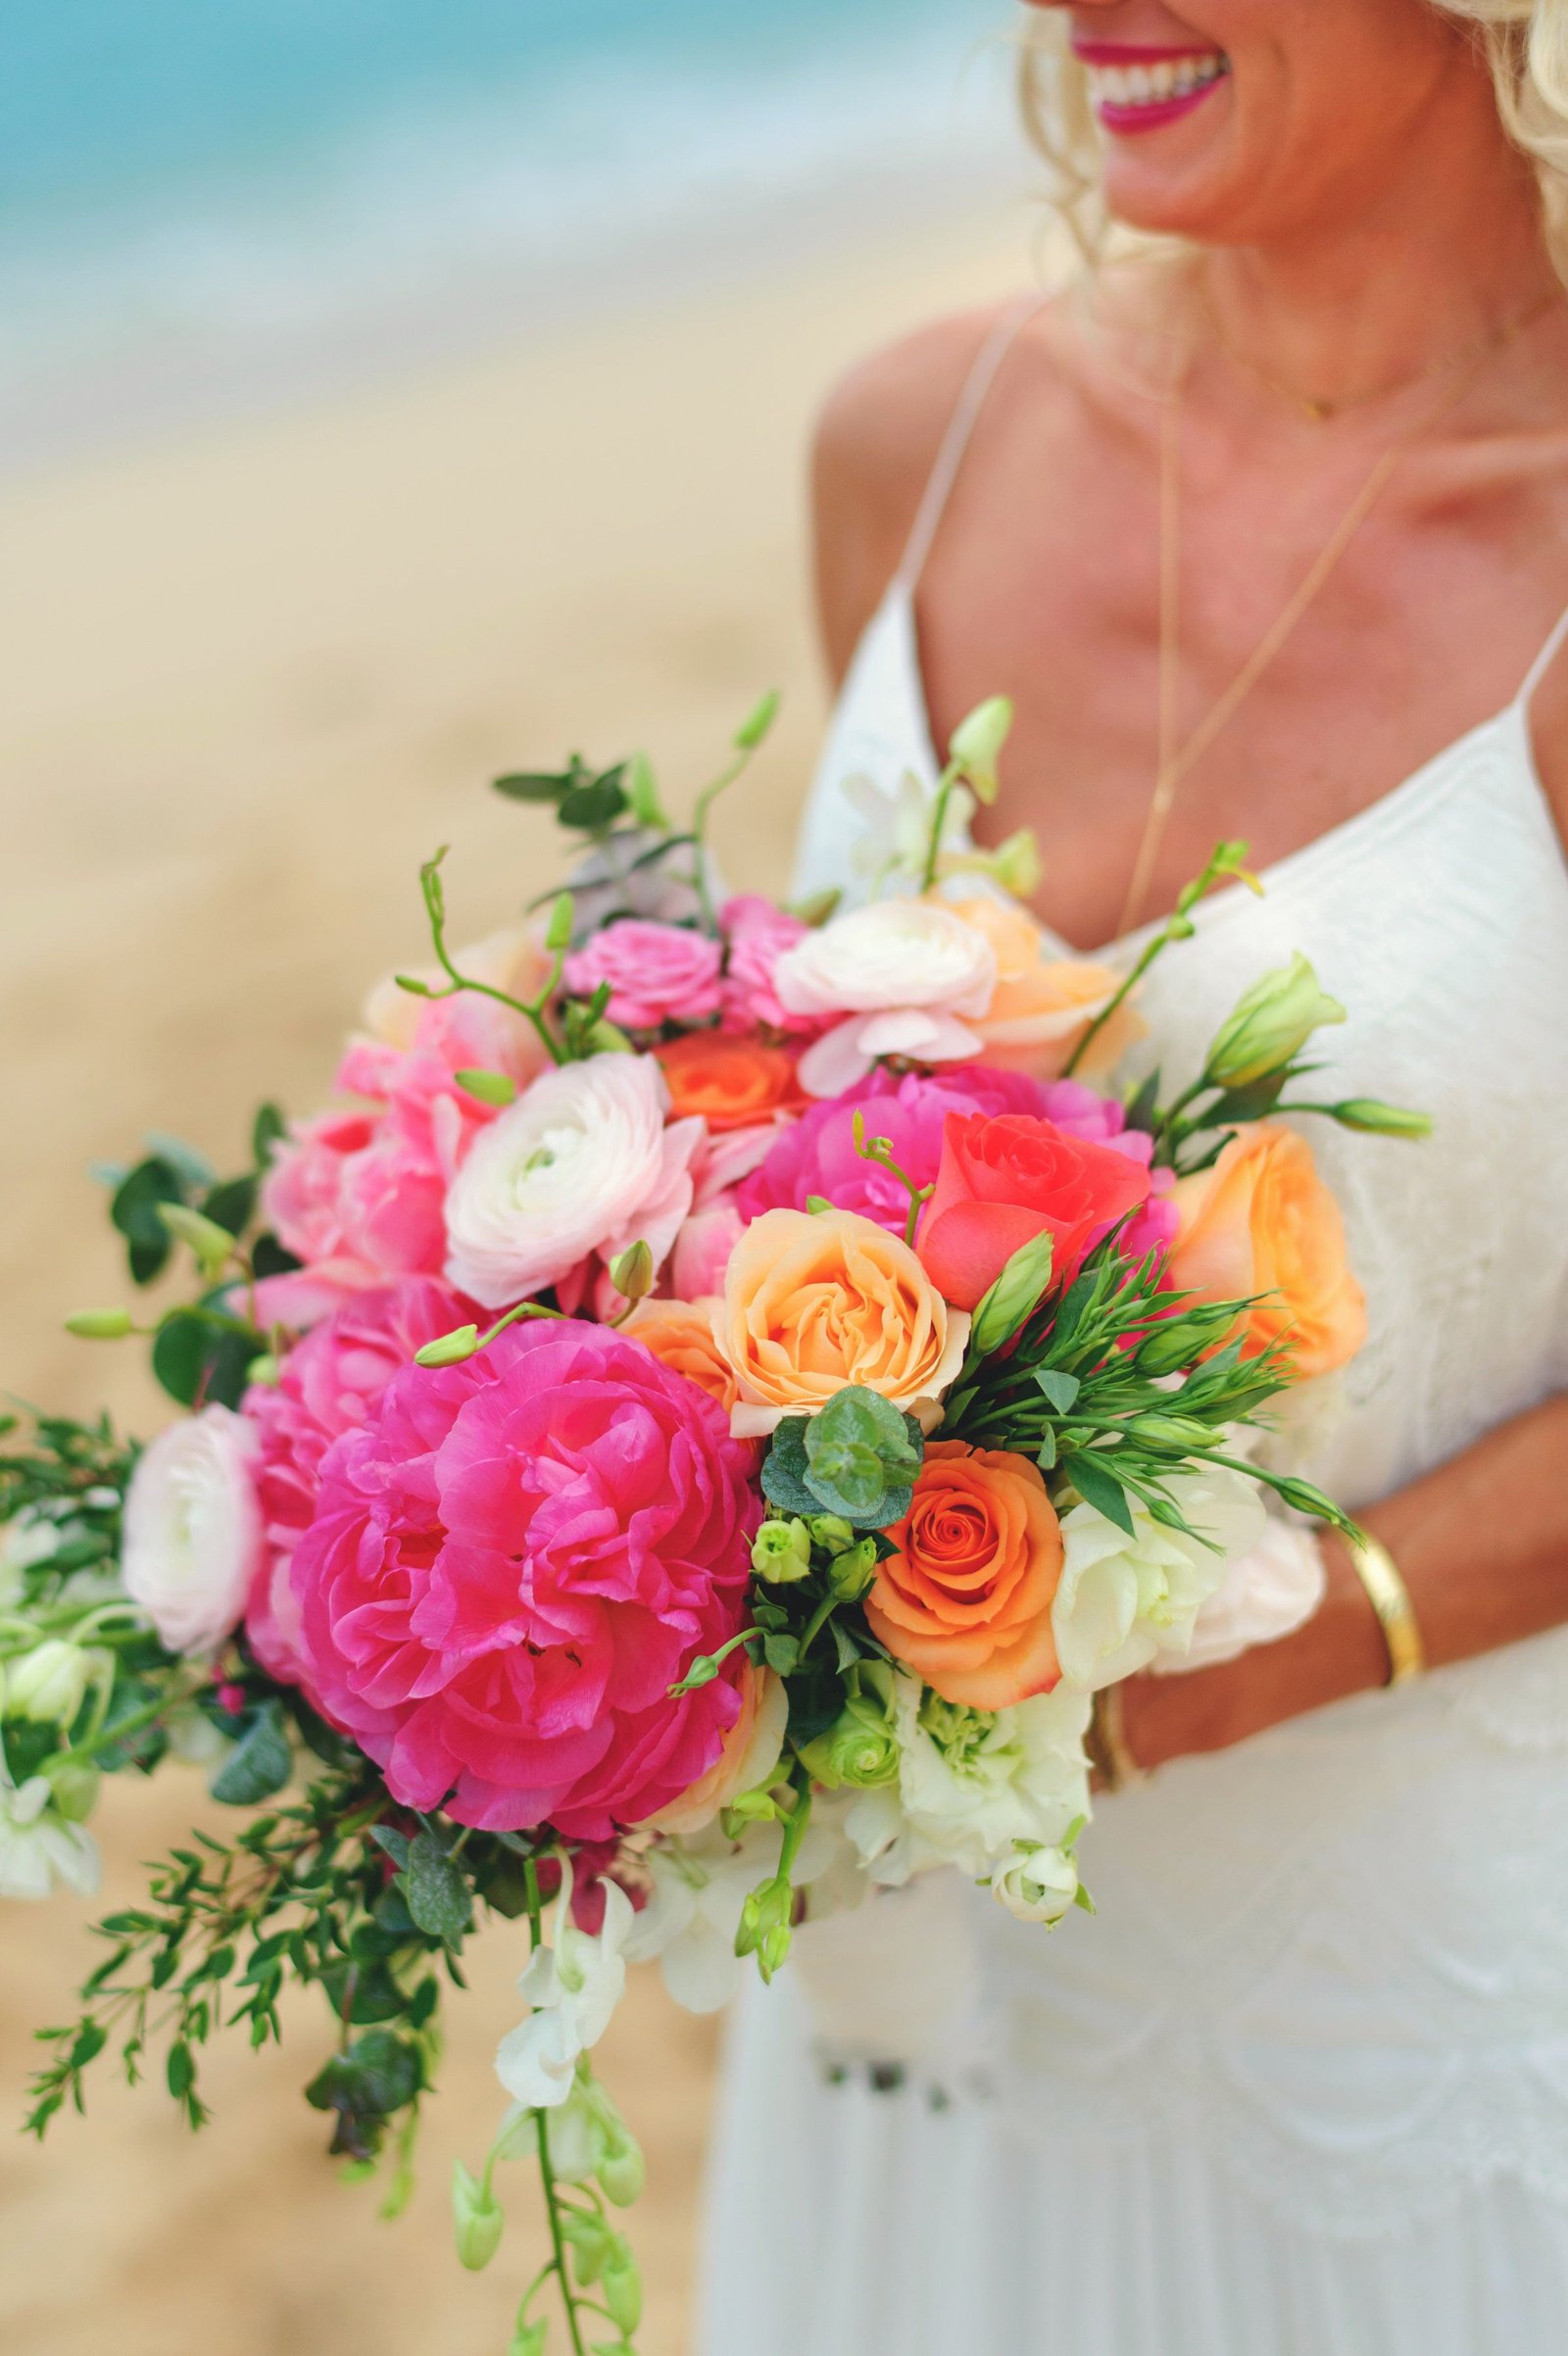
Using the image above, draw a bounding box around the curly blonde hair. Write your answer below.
[1019,1,1568,279]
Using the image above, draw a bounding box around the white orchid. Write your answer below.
[0,1751,100,1902]
[1052,1466,1267,1691]
[843,769,975,891]
[846,1676,1092,1889]
[623,1814,848,2014]
[494,1866,635,2111]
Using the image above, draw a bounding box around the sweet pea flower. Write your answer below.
[443,1054,704,1309]
[564,919,723,1033]
[1052,1467,1267,1691]
[122,1405,264,1659]
[771,901,998,1098]
[496,1865,635,2110]
[0,1753,100,1901]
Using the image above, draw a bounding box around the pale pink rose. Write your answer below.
[563,919,723,1032]
[443,1053,704,1309]
[671,1201,746,1300]
[718,896,822,1037]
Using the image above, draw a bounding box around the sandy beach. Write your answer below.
[0,204,1034,2355]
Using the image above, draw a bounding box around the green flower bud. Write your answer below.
[509,2324,548,2356]
[157,1203,237,1280]
[47,1758,102,1823]
[759,1920,793,1982]
[64,1307,134,1341]
[560,2208,612,2282]
[1202,954,1346,1091]
[970,1230,1057,1355]
[416,1324,481,1368]
[454,1067,518,1108]
[451,2160,505,2273]
[625,749,668,830]
[826,1536,879,1602]
[5,1640,92,1729]
[603,2251,644,2335]
[1135,1302,1238,1376]
[607,1240,656,1302]
[983,824,1042,900]
[1329,1098,1434,1140]
[948,695,1014,805]
[544,891,575,954]
[751,1517,811,1584]
[807,1514,857,1555]
[734,687,781,750]
[597,2128,647,2208]
[245,1353,281,1388]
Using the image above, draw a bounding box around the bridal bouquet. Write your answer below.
[4,693,1424,2352]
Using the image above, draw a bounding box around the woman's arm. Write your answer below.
[1119,1390,1568,1769]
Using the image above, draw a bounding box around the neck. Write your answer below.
[1204,101,1554,416]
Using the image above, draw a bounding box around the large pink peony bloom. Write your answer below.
[288,1319,760,1838]
[563,918,723,1032]
[242,1278,474,1684]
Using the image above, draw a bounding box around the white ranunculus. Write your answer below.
[846,1676,1092,1888]
[495,1869,634,2110]
[0,1753,100,1901]
[1052,1467,1267,1692]
[990,1841,1081,1926]
[121,1405,263,1659]
[772,901,998,1098]
[1149,1514,1326,1676]
[443,1052,703,1309]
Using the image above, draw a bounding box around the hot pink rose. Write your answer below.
[242,1278,474,1685]
[718,896,822,1037]
[288,1319,760,1838]
[563,919,723,1032]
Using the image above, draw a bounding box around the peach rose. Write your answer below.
[866,1441,1064,1710]
[622,1296,740,1412]
[715,1206,970,1440]
[1168,1123,1367,1380]
[950,898,1145,1082]
[643,1662,788,1836]
[656,1033,805,1132]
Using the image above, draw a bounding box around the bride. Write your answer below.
[701,4,1568,2351]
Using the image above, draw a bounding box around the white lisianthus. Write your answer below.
[0,1752,100,1901]
[494,1866,634,2110]
[443,1052,703,1309]
[1052,1467,1267,1692]
[990,1840,1081,1926]
[772,901,998,1098]
[623,1814,849,2014]
[121,1405,263,1659]
[845,1676,1092,1888]
[1149,1513,1326,1676]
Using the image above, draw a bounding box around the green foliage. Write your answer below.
[494,756,630,835]
[761,1390,923,1531]
[209,1702,293,1806]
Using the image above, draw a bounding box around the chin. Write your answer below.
[1095,77,1250,241]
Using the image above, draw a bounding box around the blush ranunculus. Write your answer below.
[563,919,723,1032]
[952,898,1145,1082]
[916,1112,1153,1313]
[715,1206,969,1439]
[1167,1123,1367,1379]
[288,1319,760,1839]
[656,1032,805,1132]
[622,1297,740,1412]
[866,1442,1064,1710]
[242,1277,475,1685]
[772,900,999,1096]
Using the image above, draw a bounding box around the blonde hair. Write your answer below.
[1018,1,1568,281]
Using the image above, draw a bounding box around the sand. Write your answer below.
[0,206,1031,2356]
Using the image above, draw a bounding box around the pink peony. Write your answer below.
[242,1278,474,1685]
[718,896,822,1038]
[738,1063,1058,1236]
[288,1318,760,1838]
[563,919,723,1032]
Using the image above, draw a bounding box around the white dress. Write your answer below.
[699,305,1568,2355]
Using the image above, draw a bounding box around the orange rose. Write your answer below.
[715,1206,970,1439]
[866,1441,1064,1709]
[1168,1123,1367,1379]
[642,1662,788,1835]
[949,897,1145,1081]
[622,1297,740,1412]
[656,1033,805,1132]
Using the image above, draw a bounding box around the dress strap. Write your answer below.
[894,289,1054,591]
[1516,597,1568,707]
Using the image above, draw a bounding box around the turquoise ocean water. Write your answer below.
[1,0,1014,466]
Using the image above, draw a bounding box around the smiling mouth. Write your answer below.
[1073,43,1231,134]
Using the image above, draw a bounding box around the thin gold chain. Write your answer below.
[1116,321,1551,938]
[1204,282,1558,425]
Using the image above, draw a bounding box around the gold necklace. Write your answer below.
[1202,281,1558,424]
[1118,326,1540,937]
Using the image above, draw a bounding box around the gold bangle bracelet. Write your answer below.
[1088,1682,1148,1794]
[1346,1531,1427,1687]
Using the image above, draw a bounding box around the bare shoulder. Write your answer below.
[810,301,1025,686]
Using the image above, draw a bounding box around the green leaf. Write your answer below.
[152,1307,258,1411]
[251,1102,287,1168]
[1035,1428,1058,1473]
[368,1824,411,1870]
[558,771,627,831]
[1122,1067,1161,1137]
[166,2041,196,2099]
[1033,1368,1081,1414]
[760,1421,819,1519]
[803,1387,923,1526]
[403,1831,473,1945]
[209,1705,293,1806]
[202,1174,258,1236]
[306,2030,423,2150]
[831,1619,863,1673]
[251,1231,303,1280]
[111,1155,186,1286]
[1061,1451,1138,1537]
[493,768,576,803]
[762,1632,801,1677]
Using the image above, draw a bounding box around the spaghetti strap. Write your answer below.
[894,289,1054,591]
[1517,598,1568,707]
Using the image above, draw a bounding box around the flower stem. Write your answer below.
[918,760,963,895]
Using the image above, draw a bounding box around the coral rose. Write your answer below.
[288,1319,760,1839]
[917,1112,1152,1314]
[715,1207,970,1440]
[622,1297,740,1412]
[867,1442,1064,1710]
[950,898,1145,1082]
[1167,1123,1366,1379]
[656,1033,805,1132]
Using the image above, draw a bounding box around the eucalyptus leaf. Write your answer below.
[403,1831,472,1945]
[210,1705,293,1807]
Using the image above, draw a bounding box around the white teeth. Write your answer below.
[1085,52,1227,112]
